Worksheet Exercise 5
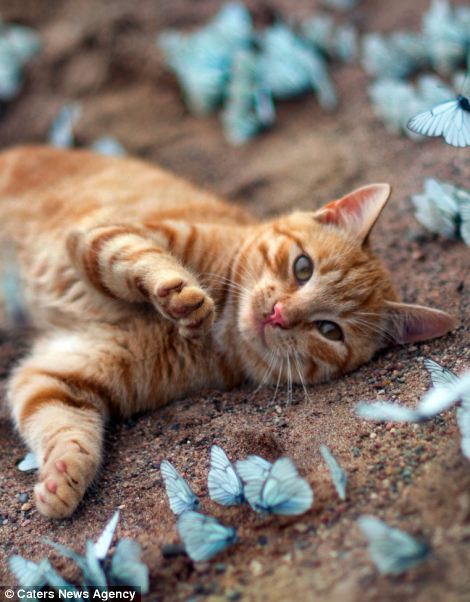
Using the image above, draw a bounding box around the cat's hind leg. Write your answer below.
[7,330,126,519]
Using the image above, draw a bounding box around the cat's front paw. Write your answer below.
[34,438,98,519]
[153,275,215,339]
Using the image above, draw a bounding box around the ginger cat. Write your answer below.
[0,146,455,519]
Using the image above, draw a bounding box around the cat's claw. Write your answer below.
[34,439,97,519]
[153,275,215,339]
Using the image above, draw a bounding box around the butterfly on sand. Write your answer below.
[319,445,347,501]
[236,455,313,515]
[208,445,244,506]
[358,515,430,575]
[177,511,238,562]
[160,459,199,515]
[407,93,470,147]
[17,451,39,472]
[411,178,470,246]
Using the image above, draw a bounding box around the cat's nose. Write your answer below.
[265,302,288,328]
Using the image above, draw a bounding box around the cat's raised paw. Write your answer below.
[153,275,215,338]
[34,438,98,519]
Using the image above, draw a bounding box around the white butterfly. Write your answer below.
[208,445,244,506]
[109,538,149,593]
[356,401,421,423]
[358,515,430,575]
[9,556,71,588]
[320,445,347,501]
[17,451,39,472]
[357,374,470,424]
[236,456,313,515]
[177,511,238,562]
[94,510,120,560]
[407,94,470,147]
[457,404,470,460]
[160,460,199,516]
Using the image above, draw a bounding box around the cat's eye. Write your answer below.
[293,254,313,284]
[316,321,343,342]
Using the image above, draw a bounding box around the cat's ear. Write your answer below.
[313,183,391,245]
[384,301,457,344]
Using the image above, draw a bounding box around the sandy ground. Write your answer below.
[0,0,469,600]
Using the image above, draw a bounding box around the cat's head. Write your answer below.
[235,183,457,384]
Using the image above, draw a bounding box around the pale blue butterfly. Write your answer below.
[94,510,120,560]
[48,103,82,148]
[236,456,313,515]
[177,511,238,562]
[160,459,199,515]
[357,367,470,424]
[45,539,108,586]
[411,178,470,244]
[407,93,470,147]
[17,451,39,472]
[109,539,149,593]
[9,556,72,588]
[320,445,347,501]
[358,515,430,575]
[208,445,244,506]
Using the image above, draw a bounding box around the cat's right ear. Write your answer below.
[313,183,391,245]
[384,301,458,345]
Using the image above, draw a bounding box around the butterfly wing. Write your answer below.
[235,455,272,511]
[160,460,199,515]
[458,196,470,245]
[407,99,459,137]
[423,358,459,388]
[17,451,39,472]
[177,511,238,562]
[94,510,120,560]
[208,445,244,506]
[418,372,470,418]
[358,516,429,575]
[443,103,470,148]
[320,445,347,501]
[109,538,149,594]
[457,405,470,460]
[260,458,313,516]
[9,556,48,587]
[356,401,421,423]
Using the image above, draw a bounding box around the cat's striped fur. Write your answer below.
[0,146,455,518]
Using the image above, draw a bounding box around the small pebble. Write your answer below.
[250,559,263,577]
[226,591,242,602]
[21,502,32,512]
[19,493,28,503]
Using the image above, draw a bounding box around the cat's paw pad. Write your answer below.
[34,439,97,519]
[153,276,215,338]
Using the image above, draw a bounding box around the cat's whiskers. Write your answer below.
[245,349,277,403]
[293,350,312,404]
[272,355,284,406]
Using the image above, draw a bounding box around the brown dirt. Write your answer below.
[0,1,469,601]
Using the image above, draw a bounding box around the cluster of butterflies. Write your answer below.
[48,103,126,156]
[8,511,149,593]
[411,178,470,246]
[161,445,432,575]
[357,358,470,460]
[0,21,40,102]
[158,2,358,145]
[161,445,349,562]
[364,0,470,147]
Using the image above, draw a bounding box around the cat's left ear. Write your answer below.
[314,183,391,245]
[384,301,457,344]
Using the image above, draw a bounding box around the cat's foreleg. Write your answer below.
[7,335,108,518]
[67,224,214,338]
